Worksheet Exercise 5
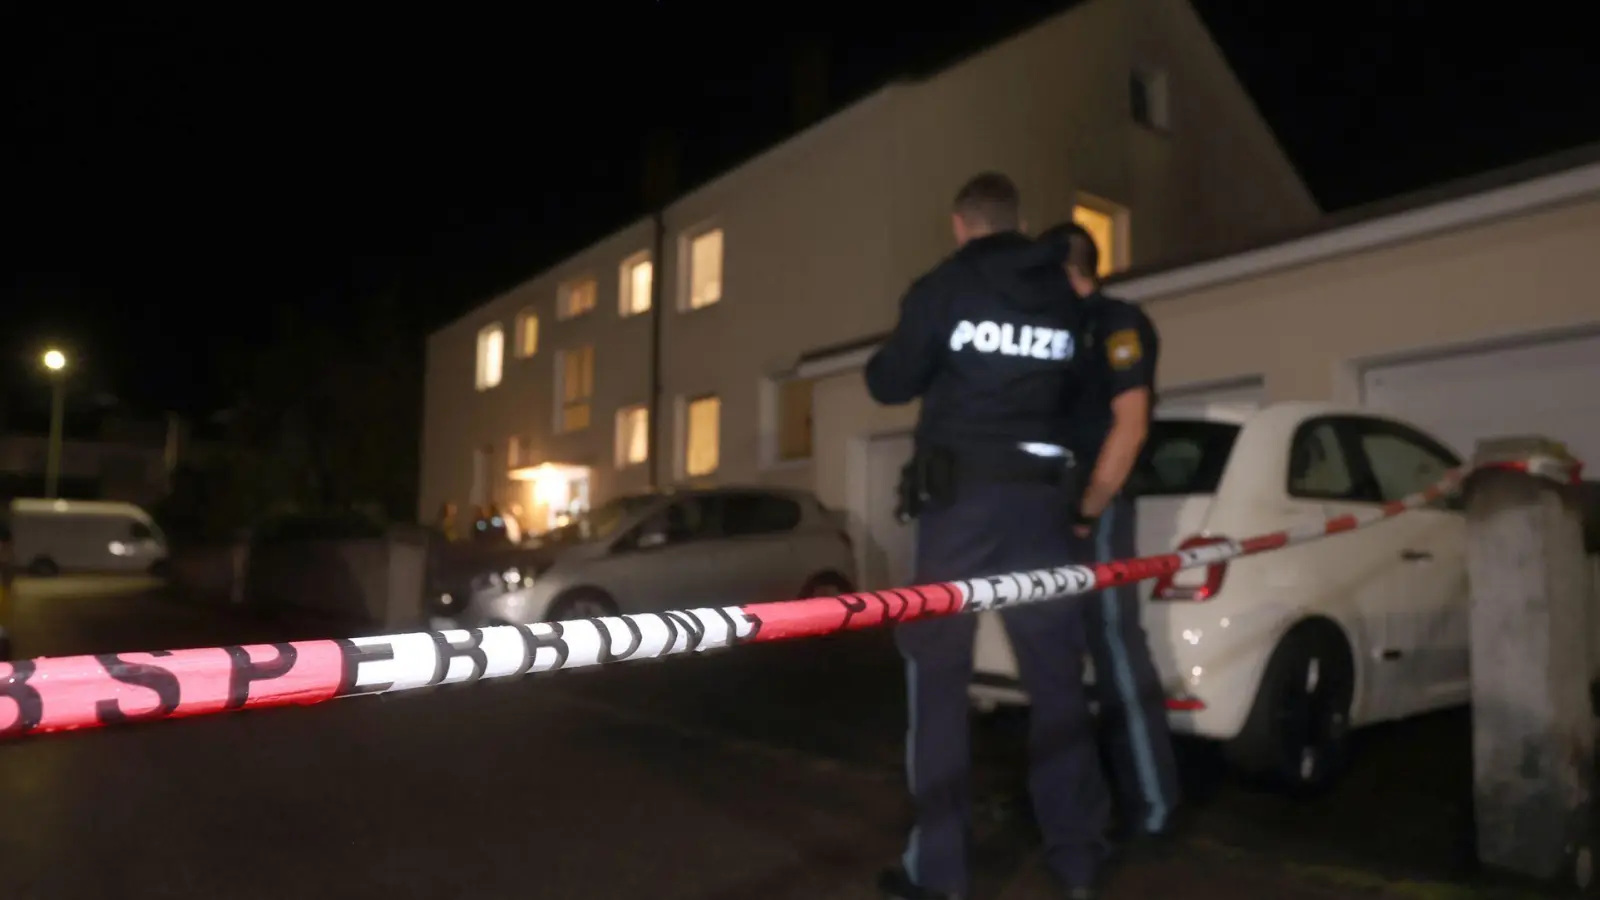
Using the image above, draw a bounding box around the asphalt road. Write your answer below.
[0,578,1547,899]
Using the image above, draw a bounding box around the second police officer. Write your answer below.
[865,172,1109,900]
[1040,220,1181,858]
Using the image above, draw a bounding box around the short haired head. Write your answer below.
[1039,221,1100,294]
[951,172,1021,245]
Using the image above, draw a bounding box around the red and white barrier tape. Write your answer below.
[0,458,1579,741]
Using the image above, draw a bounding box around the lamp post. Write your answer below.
[42,349,67,499]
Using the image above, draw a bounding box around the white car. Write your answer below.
[971,401,1480,789]
[428,486,859,627]
[6,498,169,577]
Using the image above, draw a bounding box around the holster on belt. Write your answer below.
[895,445,957,523]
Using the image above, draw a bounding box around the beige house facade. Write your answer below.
[419,0,1321,540]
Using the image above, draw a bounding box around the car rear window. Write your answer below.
[1128,419,1241,497]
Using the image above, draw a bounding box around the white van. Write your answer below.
[7,499,168,576]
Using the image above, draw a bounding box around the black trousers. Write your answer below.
[896,481,1108,894]
[1083,494,1181,835]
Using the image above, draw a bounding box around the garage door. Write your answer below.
[863,433,915,591]
[1362,331,1600,467]
[1156,376,1266,415]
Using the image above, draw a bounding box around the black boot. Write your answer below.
[876,867,964,900]
[1114,826,1175,865]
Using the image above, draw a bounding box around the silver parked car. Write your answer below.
[428,486,858,627]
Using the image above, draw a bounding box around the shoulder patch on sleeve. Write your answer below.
[1105,328,1143,370]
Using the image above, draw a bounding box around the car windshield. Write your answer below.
[1127,419,1242,497]
[541,494,658,544]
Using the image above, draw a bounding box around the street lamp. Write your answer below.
[41,349,68,499]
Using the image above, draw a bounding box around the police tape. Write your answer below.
[0,458,1571,742]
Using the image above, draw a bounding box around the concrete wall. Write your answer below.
[170,530,430,629]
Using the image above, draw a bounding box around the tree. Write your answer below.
[220,294,422,524]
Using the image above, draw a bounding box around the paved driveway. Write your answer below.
[0,577,1559,899]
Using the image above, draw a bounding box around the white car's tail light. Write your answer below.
[1151,535,1230,601]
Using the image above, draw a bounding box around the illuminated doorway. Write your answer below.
[508,461,594,532]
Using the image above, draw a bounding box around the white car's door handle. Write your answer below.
[1400,549,1433,562]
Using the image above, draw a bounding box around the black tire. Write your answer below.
[799,571,855,598]
[546,588,619,621]
[27,556,59,577]
[1225,619,1355,793]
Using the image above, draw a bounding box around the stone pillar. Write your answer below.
[382,526,429,630]
[1464,436,1593,890]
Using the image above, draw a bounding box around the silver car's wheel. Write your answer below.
[799,572,854,598]
[547,589,619,621]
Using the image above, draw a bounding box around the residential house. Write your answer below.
[419,0,1322,562]
[0,414,193,508]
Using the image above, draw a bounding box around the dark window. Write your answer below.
[720,493,802,537]
[1129,68,1169,130]
[1287,420,1359,501]
[1287,416,1461,506]
[1129,73,1151,126]
[1354,421,1460,503]
[129,521,153,540]
[1128,420,1240,497]
[627,497,716,549]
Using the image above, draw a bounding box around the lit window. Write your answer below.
[776,377,814,461]
[557,277,597,320]
[687,228,723,310]
[515,310,539,358]
[508,435,522,469]
[1071,199,1129,277]
[684,395,720,477]
[619,252,653,317]
[475,324,504,391]
[616,405,649,467]
[556,345,594,433]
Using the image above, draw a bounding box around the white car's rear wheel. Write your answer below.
[1226,620,1355,793]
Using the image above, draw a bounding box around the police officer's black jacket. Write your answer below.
[865,231,1086,454]
[1066,291,1161,470]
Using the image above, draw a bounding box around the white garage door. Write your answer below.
[1362,332,1600,467]
[1157,376,1266,415]
[863,433,916,591]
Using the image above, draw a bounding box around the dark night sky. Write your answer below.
[7,2,1599,420]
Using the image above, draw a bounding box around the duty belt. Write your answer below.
[955,443,1076,484]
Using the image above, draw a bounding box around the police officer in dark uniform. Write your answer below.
[867,173,1108,900]
[1040,221,1180,855]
